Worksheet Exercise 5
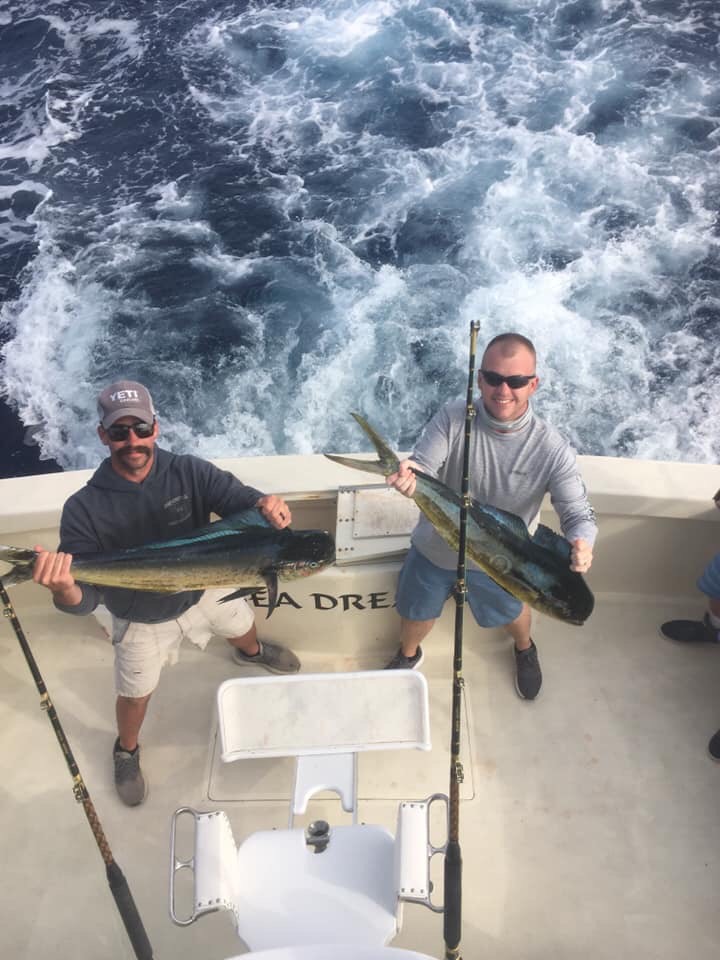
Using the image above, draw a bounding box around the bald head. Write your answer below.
[481,332,536,367]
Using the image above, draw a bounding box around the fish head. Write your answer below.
[275,530,336,579]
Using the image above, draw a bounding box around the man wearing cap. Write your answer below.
[32,380,301,807]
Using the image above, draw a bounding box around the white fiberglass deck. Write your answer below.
[1,452,720,959]
[2,585,719,959]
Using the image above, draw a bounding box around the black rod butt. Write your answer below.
[106,861,154,960]
[443,840,462,953]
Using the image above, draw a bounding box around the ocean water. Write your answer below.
[0,0,718,477]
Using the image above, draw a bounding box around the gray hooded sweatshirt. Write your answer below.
[56,447,263,622]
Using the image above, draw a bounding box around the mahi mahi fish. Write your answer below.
[0,508,335,619]
[326,413,594,624]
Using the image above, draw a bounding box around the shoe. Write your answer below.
[514,640,542,700]
[232,640,301,674]
[384,646,424,670]
[659,613,720,644]
[113,738,147,807]
[709,729,720,762]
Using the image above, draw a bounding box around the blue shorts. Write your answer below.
[697,553,720,600]
[396,546,523,627]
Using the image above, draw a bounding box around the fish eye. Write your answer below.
[491,554,511,574]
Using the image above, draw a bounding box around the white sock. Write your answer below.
[708,612,720,630]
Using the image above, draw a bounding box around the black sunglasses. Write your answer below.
[105,420,155,441]
[480,369,537,389]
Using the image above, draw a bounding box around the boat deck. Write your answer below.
[3,582,719,959]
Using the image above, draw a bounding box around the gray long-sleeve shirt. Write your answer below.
[56,447,263,622]
[410,400,597,571]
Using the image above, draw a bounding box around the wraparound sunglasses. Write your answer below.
[105,420,155,441]
[480,370,537,389]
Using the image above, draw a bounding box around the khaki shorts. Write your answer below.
[112,589,255,698]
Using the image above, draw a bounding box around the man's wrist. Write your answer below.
[53,584,83,607]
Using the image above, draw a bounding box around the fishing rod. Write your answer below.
[443,319,480,960]
[0,582,154,960]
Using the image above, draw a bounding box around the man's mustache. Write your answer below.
[118,445,151,456]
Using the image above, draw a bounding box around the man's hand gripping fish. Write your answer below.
[326,413,594,625]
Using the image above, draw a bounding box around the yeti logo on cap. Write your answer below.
[98,380,156,429]
[111,389,140,403]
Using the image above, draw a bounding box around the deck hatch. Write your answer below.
[335,484,419,565]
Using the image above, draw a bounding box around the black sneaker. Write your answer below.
[514,640,542,700]
[659,613,720,644]
[384,646,425,670]
[709,729,720,762]
[113,738,147,807]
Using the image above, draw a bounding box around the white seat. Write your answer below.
[224,947,438,960]
[170,671,446,954]
[233,824,397,949]
[216,670,431,824]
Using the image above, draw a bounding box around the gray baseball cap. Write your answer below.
[97,380,156,428]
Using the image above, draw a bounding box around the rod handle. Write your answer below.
[443,839,462,956]
[106,861,154,960]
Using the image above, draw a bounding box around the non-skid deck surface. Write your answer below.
[2,586,720,959]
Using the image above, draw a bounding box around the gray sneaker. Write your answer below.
[384,646,424,670]
[232,640,301,674]
[113,739,147,807]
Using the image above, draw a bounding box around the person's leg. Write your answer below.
[399,617,436,657]
[660,557,720,761]
[111,618,170,806]
[192,590,300,673]
[116,693,152,752]
[660,555,720,643]
[466,575,540,699]
[506,605,541,700]
[227,621,260,656]
[387,548,454,668]
[504,604,532,651]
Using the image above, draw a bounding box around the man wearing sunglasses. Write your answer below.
[31,379,300,806]
[385,333,597,701]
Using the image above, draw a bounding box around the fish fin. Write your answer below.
[0,545,37,587]
[324,413,401,478]
[211,508,273,532]
[470,500,531,541]
[218,571,279,618]
[217,586,264,604]
[324,453,390,476]
[138,508,273,554]
[263,572,279,619]
[531,524,572,563]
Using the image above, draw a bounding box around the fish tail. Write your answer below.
[324,453,390,476]
[0,545,37,587]
[324,413,401,478]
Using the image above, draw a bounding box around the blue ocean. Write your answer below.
[1,0,718,477]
